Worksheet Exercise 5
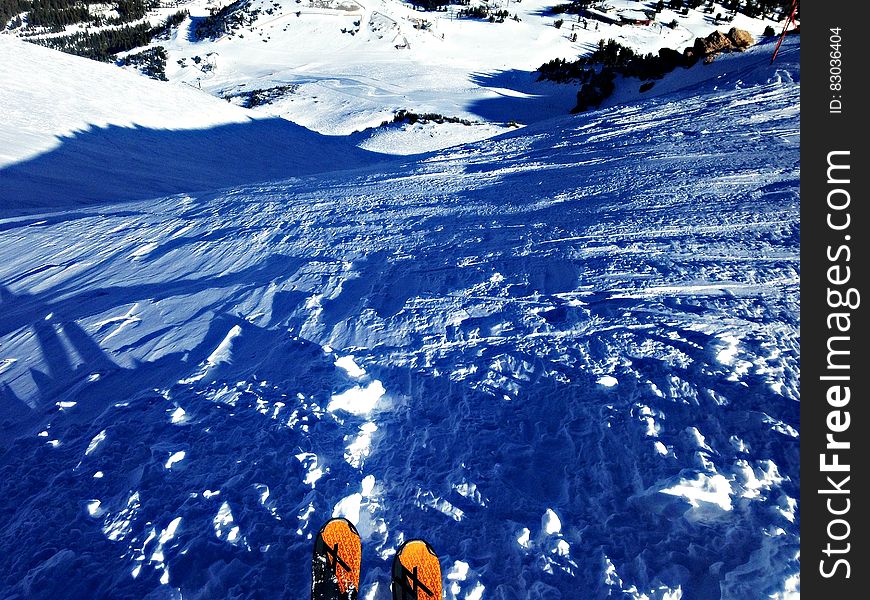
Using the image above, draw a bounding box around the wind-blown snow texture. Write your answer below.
[0,39,799,599]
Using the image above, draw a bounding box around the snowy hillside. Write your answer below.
[0,30,799,599]
[160,0,785,150]
[3,0,791,153]
[0,35,385,212]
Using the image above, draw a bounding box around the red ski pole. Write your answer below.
[771,0,799,64]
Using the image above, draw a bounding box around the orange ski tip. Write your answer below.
[396,539,442,599]
[319,517,361,540]
[318,517,362,594]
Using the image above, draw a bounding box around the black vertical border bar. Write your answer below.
[801,0,866,596]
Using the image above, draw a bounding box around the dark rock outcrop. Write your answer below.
[568,27,756,113]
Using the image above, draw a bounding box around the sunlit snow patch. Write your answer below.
[445,559,477,600]
[129,242,158,260]
[335,355,366,379]
[165,451,186,469]
[733,459,784,500]
[86,499,103,517]
[777,495,797,523]
[214,501,242,544]
[169,406,188,424]
[716,334,741,365]
[327,380,385,416]
[542,508,562,535]
[637,405,662,437]
[361,475,376,498]
[180,325,243,384]
[153,518,182,566]
[85,429,107,455]
[103,491,141,541]
[604,554,685,600]
[517,527,531,549]
[762,414,799,438]
[452,481,487,507]
[465,582,485,600]
[345,422,378,469]
[136,516,183,585]
[333,493,363,525]
[295,452,325,487]
[207,326,243,365]
[297,502,316,536]
[361,581,385,600]
[332,476,381,528]
[255,483,281,519]
[661,473,733,511]
[596,375,619,387]
[654,441,671,456]
[0,358,16,375]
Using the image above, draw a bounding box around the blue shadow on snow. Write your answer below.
[0,118,389,214]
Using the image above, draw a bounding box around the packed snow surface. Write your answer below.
[0,35,798,599]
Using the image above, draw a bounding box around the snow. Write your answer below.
[447,560,470,581]
[169,406,188,424]
[3,0,785,160]
[660,472,734,512]
[296,452,326,486]
[361,474,376,497]
[102,492,142,542]
[596,375,619,387]
[653,441,669,456]
[213,502,242,544]
[465,582,485,600]
[327,380,386,416]
[0,35,384,213]
[335,355,367,378]
[86,499,103,517]
[345,421,378,468]
[542,508,562,535]
[516,528,531,549]
[164,450,187,469]
[150,0,781,150]
[0,28,799,600]
[85,429,107,455]
[333,492,364,524]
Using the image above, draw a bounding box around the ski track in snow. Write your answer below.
[0,40,799,599]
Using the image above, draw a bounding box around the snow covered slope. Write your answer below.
[0,36,799,599]
[3,1,788,154]
[158,0,783,149]
[0,36,385,212]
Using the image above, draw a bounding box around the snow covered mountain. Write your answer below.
[0,35,387,212]
[3,0,789,153]
[0,28,798,600]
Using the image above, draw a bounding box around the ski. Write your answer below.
[312,518,362,600]
[391,539,442,600]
